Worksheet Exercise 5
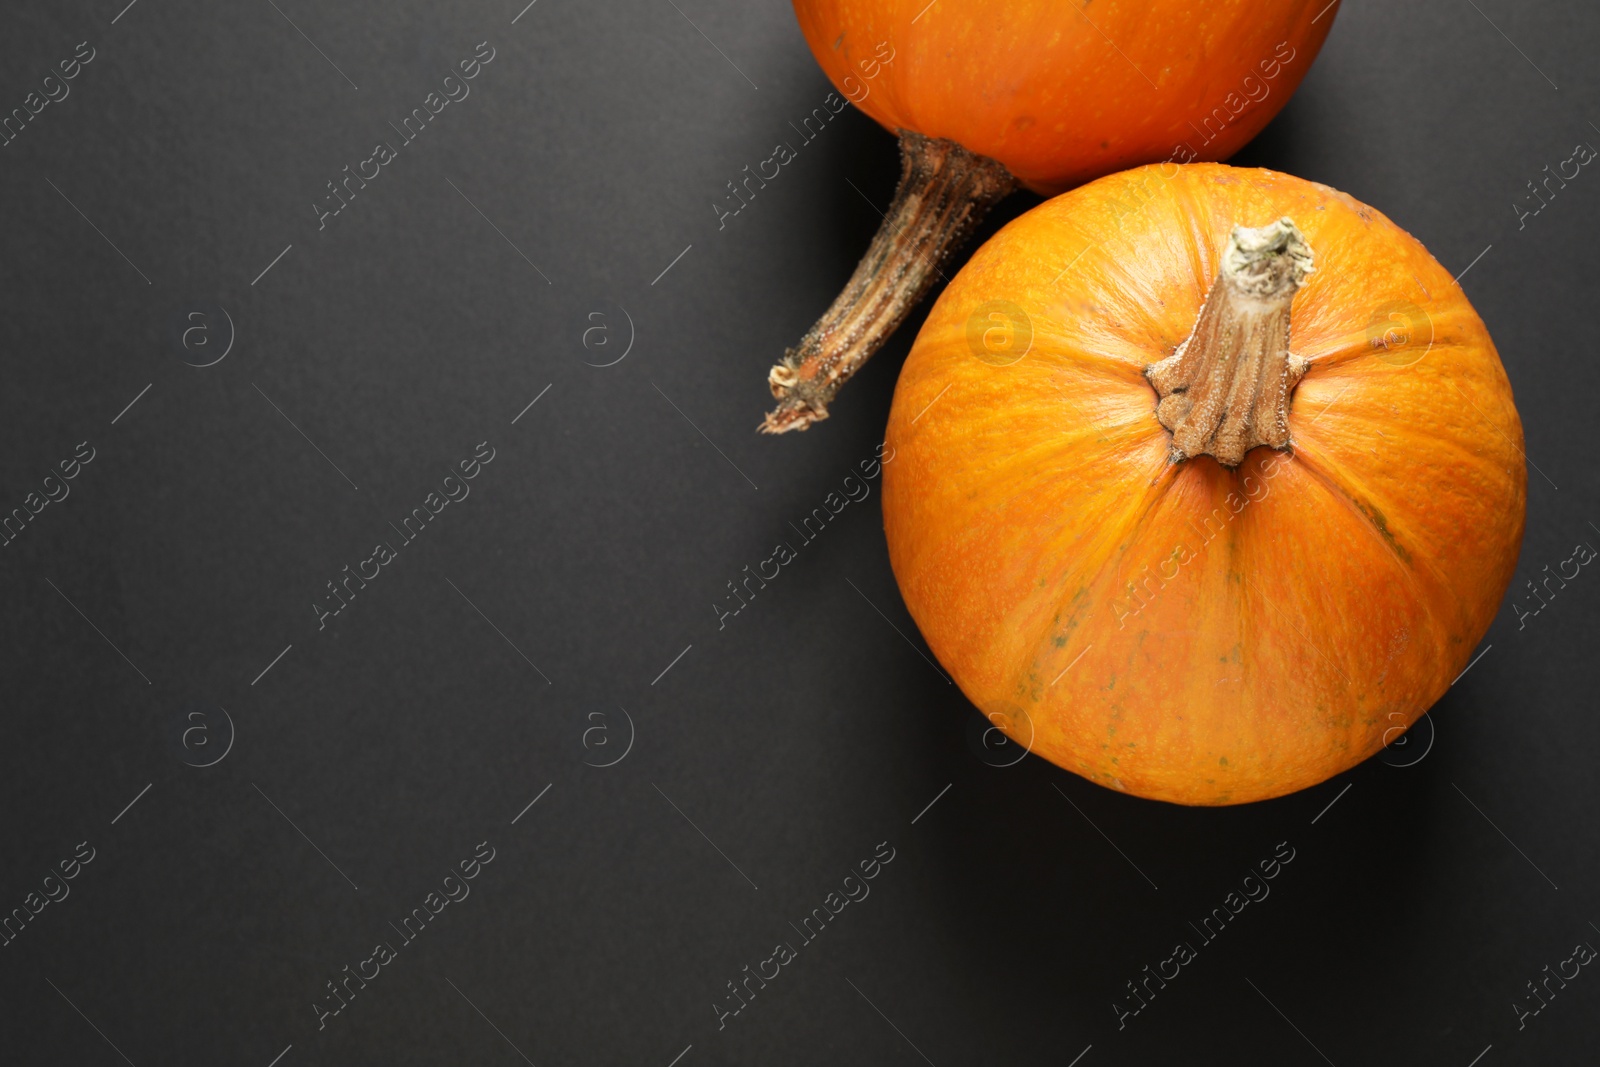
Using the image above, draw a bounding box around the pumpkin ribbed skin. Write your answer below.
[882,164,1526,805]
[794,0,1336,194]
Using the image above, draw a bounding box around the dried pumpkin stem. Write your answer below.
[761,131,1016,434]
[1145,218,1314,467]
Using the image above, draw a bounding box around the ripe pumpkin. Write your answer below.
[764,0,1339,433]
[881,163,1526,805]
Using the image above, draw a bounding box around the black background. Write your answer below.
[1,1,1597,1064]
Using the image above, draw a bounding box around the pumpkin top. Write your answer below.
[794,0,1337,192]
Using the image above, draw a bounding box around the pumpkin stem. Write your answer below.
[1145,218,1314,467]
[760,131,1016,434]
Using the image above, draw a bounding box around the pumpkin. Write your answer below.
[763,0,1339,433]
[881,163,1526,805]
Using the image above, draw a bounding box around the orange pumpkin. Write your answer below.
[765,0,1339,433]
[881,163,1527,805]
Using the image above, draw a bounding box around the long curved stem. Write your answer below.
[761,131,1015,435]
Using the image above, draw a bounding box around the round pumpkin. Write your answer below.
[881,163,1526,805]
[795,0,1336,195]
[765,0,1341,432]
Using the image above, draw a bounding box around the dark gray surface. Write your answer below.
[1,1,1597,1064]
